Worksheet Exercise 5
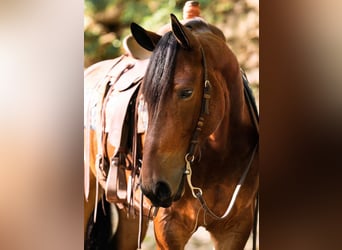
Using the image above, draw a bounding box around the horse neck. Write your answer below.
[200,35,255,146]
[205,59,257,168]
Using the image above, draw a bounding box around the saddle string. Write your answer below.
[95,80,112,222]
[130,92,142,216]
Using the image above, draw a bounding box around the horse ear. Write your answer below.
[130,23,162,51]
[170,13,193,49]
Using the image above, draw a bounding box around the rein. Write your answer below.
[184,47,259,248]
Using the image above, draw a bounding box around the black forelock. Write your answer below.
[141,32,178,114]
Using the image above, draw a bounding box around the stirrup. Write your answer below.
[105,155,127,203]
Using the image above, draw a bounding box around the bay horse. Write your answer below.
[130,14,259,249]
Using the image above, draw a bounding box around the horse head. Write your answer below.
[131,14,243,208]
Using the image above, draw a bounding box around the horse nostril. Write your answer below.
[154,181,171,203]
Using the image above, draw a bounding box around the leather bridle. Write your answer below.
[182,47,259,249]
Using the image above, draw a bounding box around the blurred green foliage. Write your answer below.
[84,0,259,115]
[84,0,237,67]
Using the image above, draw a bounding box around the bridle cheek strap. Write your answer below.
[186,47,211,159]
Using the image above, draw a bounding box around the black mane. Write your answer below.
[141,32,178,115]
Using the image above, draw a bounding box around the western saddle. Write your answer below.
[84,53,151,219]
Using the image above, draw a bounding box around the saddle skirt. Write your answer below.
[105,58,149,154]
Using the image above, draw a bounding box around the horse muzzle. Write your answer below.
[141,181,173,208]
[141,174,185,208]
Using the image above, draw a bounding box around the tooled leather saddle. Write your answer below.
[84,54,149,216]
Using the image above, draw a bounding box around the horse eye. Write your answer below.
[179,89,193,99]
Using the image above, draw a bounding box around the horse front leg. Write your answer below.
[208,206,254,250]
[153,208,193,250]
[210,229,251,250]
